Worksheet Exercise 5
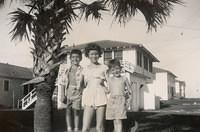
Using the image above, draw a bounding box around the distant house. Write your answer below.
[175,80,186,98]
[149,67,177,101]
[0,63,32,109]
[62,40,160,111]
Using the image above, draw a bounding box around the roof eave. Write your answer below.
[139,45,159,62]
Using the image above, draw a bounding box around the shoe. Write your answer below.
[67,127,73,132]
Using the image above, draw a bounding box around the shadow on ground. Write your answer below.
[1,109,200,132]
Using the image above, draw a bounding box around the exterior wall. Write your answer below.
[134,48,155,80]
[148,72,176,101]
[152,73,168,100]
[123,72,146,111]
[175,81,186,98]
[0,77,27,108]
[175,81,180,97]
[180,83,186,98]
[167,74,176,99]
[123,49,136,65]
[126,72,159,111]
[145,83,160,110]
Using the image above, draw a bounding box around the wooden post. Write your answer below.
[12,90,15,109]
[22,98,24,109]
[17,99,20,109]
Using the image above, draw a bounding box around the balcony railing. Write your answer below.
[121,60,135,73]
[121,60,155,80]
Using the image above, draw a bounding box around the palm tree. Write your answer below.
[0,0,183,132]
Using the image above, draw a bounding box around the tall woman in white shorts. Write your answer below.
[82,43,108,132]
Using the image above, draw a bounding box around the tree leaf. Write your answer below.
[9,8,34,41]
[80,0,108,23]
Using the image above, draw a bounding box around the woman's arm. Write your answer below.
[102,80,110,94]
[103,69,110,94]
[60,85,66,103]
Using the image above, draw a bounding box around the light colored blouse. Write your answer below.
[82,64,108,107]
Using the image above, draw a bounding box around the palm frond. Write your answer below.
[138,0,183,31]
[61,0,78,33]
[106,0,138,23]
[80,0,108,22]
[106,0,183,31]
[0,0,13,7]
[0,0,5,7]
[9,8,34,41]
[0,0,33,8]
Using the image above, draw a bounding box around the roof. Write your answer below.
[175,80,186,84]
[64,40,159,62]
[153,67,177,77]
[0,63,33,80]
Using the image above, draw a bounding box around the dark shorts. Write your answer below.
[66,86,82,110]
[66,98,82,110]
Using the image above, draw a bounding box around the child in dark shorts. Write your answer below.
[61,49,84,132]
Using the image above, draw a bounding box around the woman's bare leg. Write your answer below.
[96,106,106,132]
[82,106,95,132]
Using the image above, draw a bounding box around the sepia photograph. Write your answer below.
[0,0,200,132]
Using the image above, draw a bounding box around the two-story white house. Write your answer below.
[148,67,177,101]
[64,40,160,111]
[0,63,33,109]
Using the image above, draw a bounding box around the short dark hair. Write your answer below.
[108,59,121,69]
[85,43,102,57]
[70,49,82,60]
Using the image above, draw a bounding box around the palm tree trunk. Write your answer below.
[32,15,62,131]
[32,51,58,132]
[34,83,52,132]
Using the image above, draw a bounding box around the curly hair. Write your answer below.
[70,49,82,60]
[108,59,122,69]
[84,43,102,57]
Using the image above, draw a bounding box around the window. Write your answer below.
[4,80,9,91]
[104,51,112,64]
[137,51,142,67]
[143,55,148,70]
[114,50,123,61]
[149,59,153,72]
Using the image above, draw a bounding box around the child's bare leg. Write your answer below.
[114,119,122,132]
[82,106,94,132]
[73,109,80,131]
[66,108,72,131]
[96,106,106,132]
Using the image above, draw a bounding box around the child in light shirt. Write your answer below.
[106,59,132,132]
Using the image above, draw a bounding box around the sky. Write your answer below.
[0,0,200,98]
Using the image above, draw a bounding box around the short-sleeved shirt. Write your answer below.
[82,64,108,107]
